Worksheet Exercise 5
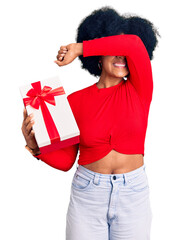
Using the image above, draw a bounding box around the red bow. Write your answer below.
[23,81,65,144]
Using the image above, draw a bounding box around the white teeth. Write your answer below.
[113,63,126,67]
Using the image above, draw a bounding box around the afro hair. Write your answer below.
[76,6,160,77]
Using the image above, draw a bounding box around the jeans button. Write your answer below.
[113,176,116,180]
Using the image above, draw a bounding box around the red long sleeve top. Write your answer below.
[34,34,153,171]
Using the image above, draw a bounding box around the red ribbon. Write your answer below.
[23,81,65,144]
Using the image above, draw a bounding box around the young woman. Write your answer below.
[22,7,159,240]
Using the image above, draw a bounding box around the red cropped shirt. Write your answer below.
[34,34,153,171]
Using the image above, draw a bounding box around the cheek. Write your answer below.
[102,62,112,72]
[102,57,114,67]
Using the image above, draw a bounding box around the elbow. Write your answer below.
[40,158,76,172]
[58,161,75,172]
[61,166,73,172]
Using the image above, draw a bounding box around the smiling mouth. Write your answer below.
[113,63,127,68]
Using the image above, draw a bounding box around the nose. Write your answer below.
[116,56,125,60]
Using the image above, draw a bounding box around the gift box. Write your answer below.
[19,76,80,154]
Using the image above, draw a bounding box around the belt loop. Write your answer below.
[93,174,100,185]
[123,174,127,186]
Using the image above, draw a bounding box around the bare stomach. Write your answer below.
[82,149,144,174]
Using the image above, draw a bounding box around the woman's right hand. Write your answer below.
[54,43,83,67]
[21,108,40,155]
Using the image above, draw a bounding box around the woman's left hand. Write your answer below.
[54,43,83,67]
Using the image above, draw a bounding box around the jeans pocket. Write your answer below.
[72,172,93,191]
[127,172,149,192]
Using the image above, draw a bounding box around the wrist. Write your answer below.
[75,43,83,56]
[25,145,41,156]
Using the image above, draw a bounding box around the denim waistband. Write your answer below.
[76,163,146,184]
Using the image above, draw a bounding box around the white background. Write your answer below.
[0,0,180,239]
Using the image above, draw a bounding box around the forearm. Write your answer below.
[82,34,143,58]
[26,144,79,172]
[82,34,153,103]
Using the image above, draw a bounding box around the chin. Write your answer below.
[113,71,129,78]
[115,74,127,78]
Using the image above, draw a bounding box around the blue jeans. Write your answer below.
[66,163,152,240]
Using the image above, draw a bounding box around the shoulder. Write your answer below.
[67,84,94,110]
[67,84,94,102]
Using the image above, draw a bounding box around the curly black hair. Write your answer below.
[76,6,160,77]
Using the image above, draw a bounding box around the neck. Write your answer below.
[97,73,124,89]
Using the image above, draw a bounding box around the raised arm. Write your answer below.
[83,34,153,104]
